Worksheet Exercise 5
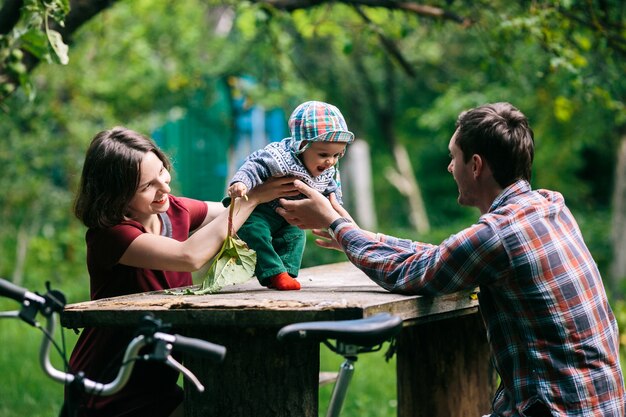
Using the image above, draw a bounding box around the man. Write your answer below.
[277,102,625,416]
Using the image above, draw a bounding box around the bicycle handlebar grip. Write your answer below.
[172,334,226,363]
[0,278,28,302]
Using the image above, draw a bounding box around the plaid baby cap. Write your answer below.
[288,101,354,154]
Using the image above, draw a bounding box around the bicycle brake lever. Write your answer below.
[144,337,205,393]
[164,355,205,393]
[135,314,172,338]
[42,282,66,316]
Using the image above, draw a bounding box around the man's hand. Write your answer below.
[311,228,343,251]
[276,180,353,229]
[327,193,354,222]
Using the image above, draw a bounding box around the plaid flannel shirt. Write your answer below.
[334,180,625,416]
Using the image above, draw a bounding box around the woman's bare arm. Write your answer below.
[120,177,298,271]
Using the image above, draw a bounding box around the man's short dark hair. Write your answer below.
[455,102,534,188]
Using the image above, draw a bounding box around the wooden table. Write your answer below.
[61,262,497,417]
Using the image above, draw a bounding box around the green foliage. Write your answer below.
[0,95,88,298]
[571,209,613,279]
[0,300,79,417]
[0,0,70,98]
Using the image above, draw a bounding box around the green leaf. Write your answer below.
[20,29,50,60]
[46,29,69,65]
[195,234,257,294]
[179,198,257,295]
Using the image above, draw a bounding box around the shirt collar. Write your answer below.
[488,179,531,213]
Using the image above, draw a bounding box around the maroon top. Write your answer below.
[66,196,208,417]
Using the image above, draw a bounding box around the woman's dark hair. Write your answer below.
[455,102,534,188]
[74,127,172,229]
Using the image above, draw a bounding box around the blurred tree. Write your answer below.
[0,0,467,105]
[612,140,626,291]
[1,1,623,105]
[0,0,623,287]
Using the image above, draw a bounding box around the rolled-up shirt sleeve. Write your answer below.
[334,222,507,295]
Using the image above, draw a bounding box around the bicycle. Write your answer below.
[277,312,403,417]
[0,278,226,417]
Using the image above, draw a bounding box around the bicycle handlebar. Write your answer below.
[171,333,227,363]
[0,278,30,302]
[42,319,225,395]
[0,278,65,325]
[0,278,226,395]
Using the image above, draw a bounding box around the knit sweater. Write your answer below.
[230,138,343,207]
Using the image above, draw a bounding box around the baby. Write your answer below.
[227,101,354,290]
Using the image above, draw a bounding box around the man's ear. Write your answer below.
[472,154,483,179]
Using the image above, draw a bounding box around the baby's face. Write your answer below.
[300,141,347,177]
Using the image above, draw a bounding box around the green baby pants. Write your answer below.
[236,203,306,284]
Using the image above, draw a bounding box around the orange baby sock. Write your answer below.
[269,272,301,291]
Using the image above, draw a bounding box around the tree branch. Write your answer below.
[0,0,23,35]
[558,5,626,57]
[58,0,119,38]
[353,5,416,78]
[257,0,470,25]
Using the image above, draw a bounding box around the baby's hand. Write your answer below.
[228,182,248,198]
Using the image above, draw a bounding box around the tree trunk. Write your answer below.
[374,58,430,235]
[610,136,626,292]
[341,139,377,230]
[12,205,41,286]
[385,143,431,234]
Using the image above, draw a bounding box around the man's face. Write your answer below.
[447,130,478,208]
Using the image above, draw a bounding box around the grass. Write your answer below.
[318,343,397,417]
[0,313,76,417]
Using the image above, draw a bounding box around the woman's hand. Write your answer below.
[247,176,299,204]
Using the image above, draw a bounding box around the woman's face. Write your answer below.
[300,141,347,177]
[126,151,171,222]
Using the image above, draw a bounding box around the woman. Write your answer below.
[65,127,296,417]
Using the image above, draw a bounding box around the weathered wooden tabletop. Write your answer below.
[61,261,478,329]
[59,261,493,417]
